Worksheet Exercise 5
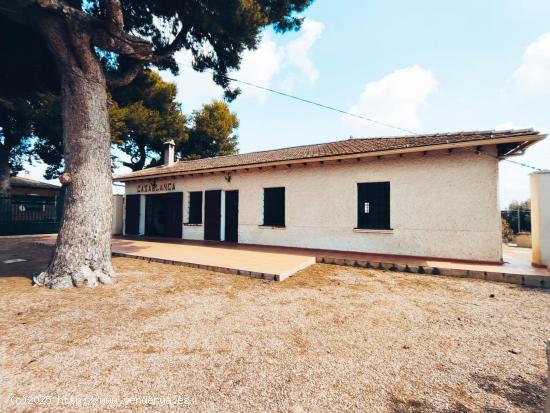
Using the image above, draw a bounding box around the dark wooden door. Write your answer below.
[125,194,140,235]
[144,193,182,237]
[224,190,239,243]
[204,190,221,241]
[165,192,183,237]
[145,195,155,235]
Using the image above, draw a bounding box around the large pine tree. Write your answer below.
[0,0,313,288]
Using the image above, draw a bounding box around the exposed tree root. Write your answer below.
[34,264,115,289]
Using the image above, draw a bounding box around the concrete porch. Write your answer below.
[33,235,550,287]
[110,237,315,281]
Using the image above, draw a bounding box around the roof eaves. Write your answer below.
[114,132,543,182]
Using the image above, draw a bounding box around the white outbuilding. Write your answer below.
[114,129,545,264]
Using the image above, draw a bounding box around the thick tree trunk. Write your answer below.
[0,146,10,194]
[34,50,114,288]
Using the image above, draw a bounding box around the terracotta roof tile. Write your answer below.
[115,129,543,181]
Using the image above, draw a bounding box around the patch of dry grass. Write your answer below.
[0,239,549,412]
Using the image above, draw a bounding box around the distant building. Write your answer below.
[0,177,62,235]
[114,129,545,263]
[9,176,61,198]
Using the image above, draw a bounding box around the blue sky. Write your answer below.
[26,0,550,206]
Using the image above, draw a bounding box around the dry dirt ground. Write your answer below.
[0,239,549,413]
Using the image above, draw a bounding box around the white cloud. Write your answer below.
[235,34,283,102]
[512,32,550,96]
[161,19,324,110]
[161,50,225,113]
[280,19,325,89]
[343,66,438,137]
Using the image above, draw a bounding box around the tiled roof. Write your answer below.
[10,176,61,190]
[114,129,544,181]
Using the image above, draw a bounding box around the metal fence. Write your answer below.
[0,195,63,235]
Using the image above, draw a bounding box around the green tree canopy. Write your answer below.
[32,93,63,179]
[0,98,33,182]
[0,14,59,192]
[4,67,241,178]
[179,101,239,160]
[110,70,187,171]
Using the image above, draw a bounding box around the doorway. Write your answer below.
[224,190,239,243]
[144,192,182,237]
[204,190,221,241]
[125,194,140,235]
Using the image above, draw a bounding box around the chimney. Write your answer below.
[163,140,175,166]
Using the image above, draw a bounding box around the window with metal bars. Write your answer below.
[357,182,391,229]
[188,191,203,224]
[263,187,285,227]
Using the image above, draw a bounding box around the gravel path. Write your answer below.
[0,240,549,412]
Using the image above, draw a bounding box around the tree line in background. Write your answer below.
[0,47,239,187]
[501,199,531,237]
[0,11,239,189]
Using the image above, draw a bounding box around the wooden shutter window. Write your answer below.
[263,187,285,227]
[357,182,390,229]
[188,191,203,224]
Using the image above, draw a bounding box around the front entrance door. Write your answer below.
[125,194,140,235]
[204,190,221,241]
[224,190,239,243]
[145,192,182,237]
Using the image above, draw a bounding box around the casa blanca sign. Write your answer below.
[136,181,176,193]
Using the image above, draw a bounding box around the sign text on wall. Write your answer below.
[137,182,176,193]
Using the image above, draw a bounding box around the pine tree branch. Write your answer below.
[151,29,188,61]
[3,0,183,65]
[100,0,123,33]
[106,61,144,87]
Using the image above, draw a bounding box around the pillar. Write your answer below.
[139,194,146,235]
[531,171,550,267]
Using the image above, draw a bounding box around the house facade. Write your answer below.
[115,129,545,263]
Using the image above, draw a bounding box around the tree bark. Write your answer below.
[0,146,10,194]
[34,17,114,288]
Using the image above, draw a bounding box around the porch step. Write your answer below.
[317,256,549,289]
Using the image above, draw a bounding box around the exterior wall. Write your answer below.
[124,148,502,262]
[112,195,124,235]
[531,171,550,267]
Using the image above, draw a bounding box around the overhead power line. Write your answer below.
[190,67,544,171]
[222,75,419,136]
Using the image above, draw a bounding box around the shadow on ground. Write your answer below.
[471,373,546,413]
[0,240,52,279]
[387,373,546,413]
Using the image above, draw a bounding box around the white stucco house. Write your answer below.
[114,129,545,264]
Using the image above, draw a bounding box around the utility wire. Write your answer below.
[222,75,419,136]
[191,67,544,171]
